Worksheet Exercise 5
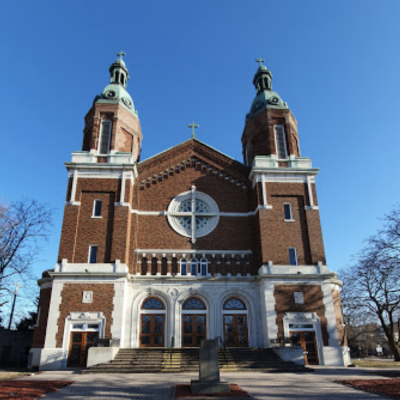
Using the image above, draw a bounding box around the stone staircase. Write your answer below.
[219,347,310,373]
[85,347,310,373]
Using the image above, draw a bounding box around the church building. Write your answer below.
[29,54,346,370]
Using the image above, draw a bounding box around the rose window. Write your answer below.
[167,186,219,243]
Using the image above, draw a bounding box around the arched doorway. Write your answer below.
[222,297,248,347]
[139,297,166,347]
[182,297,207,347]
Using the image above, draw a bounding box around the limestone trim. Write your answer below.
[117,201,265,217]
[321,282,340,347]
[130,289,172,348]
[260,282,279,347]
[176,288,214,346]
[217,289,257,347]
[282,311,324,365]
[43,281,64,349]
[112,280,127,347]
[62,311,106,354]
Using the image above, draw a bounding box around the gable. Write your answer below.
[137,139,250,187]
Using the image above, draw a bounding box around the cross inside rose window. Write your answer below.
[167,186,220,243]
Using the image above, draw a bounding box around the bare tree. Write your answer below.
[342,207,400,361]
[0,199,53,281]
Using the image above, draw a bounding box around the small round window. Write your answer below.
[167,186,219,243]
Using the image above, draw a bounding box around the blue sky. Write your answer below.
[1,1,400,323]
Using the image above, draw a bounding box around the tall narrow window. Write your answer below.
[180,258,187,276]
[89,245,98,263]
[284,203,293,221]
[99,120,112,155]
[200,258,208,276]
[190,258,198,276]
[274,125,288,159]
[92,199,102,217]
[289,248,297,266]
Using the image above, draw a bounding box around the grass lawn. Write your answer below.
[352,358,400,368]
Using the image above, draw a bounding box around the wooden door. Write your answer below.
[68,331,98,367]
[140,314,165,347]
[223,314,248,347]
[289,331,319,365]
[182,314,206,347]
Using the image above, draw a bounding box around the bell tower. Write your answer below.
[81,52,142,162]
[241,59,300,166]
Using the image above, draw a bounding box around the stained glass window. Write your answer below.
[167,188,220,243]
[223,298,246,310]
[183,297,206,310]
[142,298,165,310]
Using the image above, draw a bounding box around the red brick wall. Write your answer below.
[274,284,329,345]
[241,108,300,165]
[32,287,52,348]
[56,284,114,347]
[254,182,326,265]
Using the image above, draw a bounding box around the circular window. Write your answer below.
[167,186,219,242]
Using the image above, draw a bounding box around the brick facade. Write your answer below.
[56,284,115,348]
[32,59,346,369]
[32,287,52,348]
[274,285,329,346]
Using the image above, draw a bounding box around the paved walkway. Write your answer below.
[16,367,393,399]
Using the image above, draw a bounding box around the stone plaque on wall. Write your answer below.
[82,291,93,304]
[294,292,304,304]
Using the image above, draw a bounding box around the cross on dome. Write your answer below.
[188,121,199,139]
[256,58,265,67]
[117,51,126,61]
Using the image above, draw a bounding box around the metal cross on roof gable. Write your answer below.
[188,121,199,139]
[117,51,126,60]
[256,58,265,67]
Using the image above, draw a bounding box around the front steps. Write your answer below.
[85,347,310,373]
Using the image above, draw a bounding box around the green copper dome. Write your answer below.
[93,52,137,115]
[246,60,287,121]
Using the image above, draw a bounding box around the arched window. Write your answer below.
[183,297,206,310]
[142,298,165,310]
[274,125,288,159]
[115,71,120,83]
[190,258,198,276]
[180,258,187,276]
[98,119,112,155]
[121,74,125,85]
[200,258,208,276]
[223,298,246,310]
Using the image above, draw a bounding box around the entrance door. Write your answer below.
[223,314,248,347]
[140,314,165,347]
[182,314,206,347]
[68,331,98,367]
[289,331,319,365]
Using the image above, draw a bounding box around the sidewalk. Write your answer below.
[16,367,392,399]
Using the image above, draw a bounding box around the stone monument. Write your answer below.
[191,338,230,394]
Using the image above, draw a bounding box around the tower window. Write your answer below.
[121,74,125,85]
[99,120,112,155]
[92,199,102,217]
[274,125,288,159]
[89,245,98,263]
[180,258,187,276]
[190,258,198,276]
[200,258,208,276]
[289,248,297,266]
[284,203,293,221]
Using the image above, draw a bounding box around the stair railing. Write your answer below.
[217,336,228,366]
[169,336,174,364]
